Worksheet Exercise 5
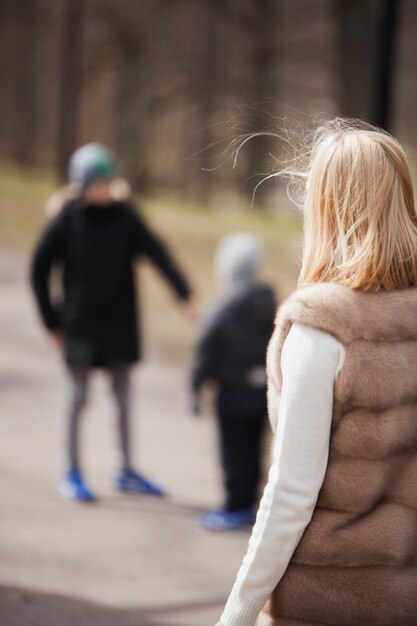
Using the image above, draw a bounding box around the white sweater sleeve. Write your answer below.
[220,322,345,626]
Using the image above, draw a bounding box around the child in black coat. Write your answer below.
[31,143,195,502]
[191,232,276,530]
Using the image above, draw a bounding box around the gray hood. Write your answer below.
[215,232,264,290]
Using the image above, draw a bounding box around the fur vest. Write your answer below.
[266,283,417,626]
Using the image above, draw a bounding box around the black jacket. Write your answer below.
[31,199,191,366]
[191,283,276,400]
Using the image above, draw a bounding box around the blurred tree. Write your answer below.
[102,0,148,190]
[190,0,281,207]
[11,0,38,165]
[56,0,84,182]
[191,0,225,204]
[336,0,399,130]
[374,0,398,129]
[246,0,280,205]
[92,0,175,191]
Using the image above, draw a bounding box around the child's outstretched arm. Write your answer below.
[30,214,65,333]
[128,206,193,304]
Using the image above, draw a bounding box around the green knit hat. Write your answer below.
[68,143,117,188]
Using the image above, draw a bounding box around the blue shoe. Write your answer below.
[199,508,256,531]
[114,469,167,496]
[58,470,96,503]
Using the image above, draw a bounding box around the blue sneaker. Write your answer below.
[199,508,256,531]
[114,469,167,497]
[58,470,96,503]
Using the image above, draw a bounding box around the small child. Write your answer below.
[191,232,276,531]
[31,143,194,502]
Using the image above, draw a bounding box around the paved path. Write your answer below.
[0,248,265,626]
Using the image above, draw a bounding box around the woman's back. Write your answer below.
[268,283,417,625]
[218,121,417,626]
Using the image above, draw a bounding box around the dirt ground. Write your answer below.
[0,247,269,626]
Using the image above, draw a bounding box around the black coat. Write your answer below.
[31,200,191,366]
[191,283,276,417]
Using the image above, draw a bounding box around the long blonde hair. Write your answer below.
[297,119,417,291]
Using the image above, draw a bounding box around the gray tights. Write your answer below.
[66,364,131,474]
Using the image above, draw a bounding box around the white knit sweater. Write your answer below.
[220,322,346,626]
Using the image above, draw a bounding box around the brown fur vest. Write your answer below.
[265,283,417,626]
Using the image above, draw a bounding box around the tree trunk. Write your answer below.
[336,0,399,129]
[56,0,84,183]
[12,0,38,164]
[247,0,279,207]
[190,0,225,205]
[114,50,149,191]
[373,0,398,130]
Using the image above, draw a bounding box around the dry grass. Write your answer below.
[0,161,302,362]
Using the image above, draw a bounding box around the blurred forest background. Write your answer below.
[0,0,416,357]
[0,0,415,201]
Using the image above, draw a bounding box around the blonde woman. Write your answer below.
[215,120,417,626]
